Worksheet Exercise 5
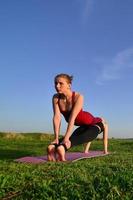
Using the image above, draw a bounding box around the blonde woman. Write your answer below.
[47,74,108,161]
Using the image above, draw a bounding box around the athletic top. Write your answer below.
[60,91,102,126]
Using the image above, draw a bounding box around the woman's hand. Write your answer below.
[62,138,71,149]
[51,138,59,144]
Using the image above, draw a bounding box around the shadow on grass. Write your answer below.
[0,149,35,160]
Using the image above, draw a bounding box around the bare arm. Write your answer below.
[63,94,83,141]
[52,95,61,143]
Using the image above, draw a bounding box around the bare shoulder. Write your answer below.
[52,93,59,103]
[53,93,59,99]
[74,92,84,102]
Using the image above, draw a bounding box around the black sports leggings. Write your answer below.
[59,122,104,149]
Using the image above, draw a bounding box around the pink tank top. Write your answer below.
[60,92,102,126]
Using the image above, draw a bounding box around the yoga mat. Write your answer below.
[15,151,109,164]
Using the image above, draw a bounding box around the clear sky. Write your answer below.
[0,0,133,138]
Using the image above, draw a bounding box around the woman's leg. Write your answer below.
[56,137,68,161]
[69,125,100,147]
[84,142,91,153]
[101,118,108,154]
[55,125,100,161]
[56,144,66,161]
[47,144,57,161]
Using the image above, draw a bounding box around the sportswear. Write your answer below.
[60,92,102,126]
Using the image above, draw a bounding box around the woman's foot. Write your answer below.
[47,144,56,161]
[56,145,66,161]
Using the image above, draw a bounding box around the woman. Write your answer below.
[47,73,108,161]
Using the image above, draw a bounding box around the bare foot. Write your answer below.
[104,151,109,155]
[84,150,89,154]
[47,144,56,161]
[56,145,66,161]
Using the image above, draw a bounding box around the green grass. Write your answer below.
[0,132,133,200]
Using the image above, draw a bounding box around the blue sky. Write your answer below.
[0,0,133,138]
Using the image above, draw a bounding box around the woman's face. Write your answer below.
[54,77,71,93]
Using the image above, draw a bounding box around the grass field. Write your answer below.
[0,132,133,200]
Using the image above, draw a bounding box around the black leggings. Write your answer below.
[59,122,104,149]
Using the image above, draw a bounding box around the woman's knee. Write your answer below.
[56,145,64,154]
[47,144,55,153]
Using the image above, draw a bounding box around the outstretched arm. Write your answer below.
[63,94,83,147]
[52,95,61,144]
[47,95,61,161]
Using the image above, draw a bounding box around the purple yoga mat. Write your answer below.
[15,151,108,164]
